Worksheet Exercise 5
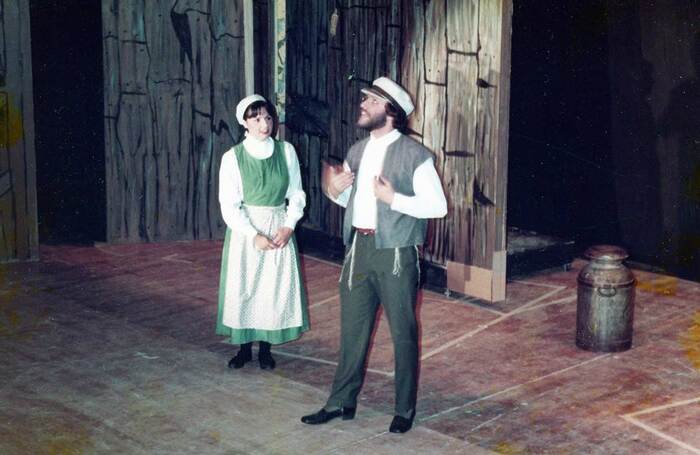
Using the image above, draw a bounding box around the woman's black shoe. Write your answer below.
[258,341,276,370]
[228,343,252,369]
[300,407,356,424]
[258,351,276,370]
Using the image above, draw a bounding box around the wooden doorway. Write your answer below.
[283,1,513,302]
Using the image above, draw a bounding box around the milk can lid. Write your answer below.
[584,245,629,262]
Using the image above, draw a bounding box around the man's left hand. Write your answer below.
[374,175,395,205]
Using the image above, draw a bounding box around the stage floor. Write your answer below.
[1,240,699,454]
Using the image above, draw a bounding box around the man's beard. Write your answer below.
[357,110,388,131]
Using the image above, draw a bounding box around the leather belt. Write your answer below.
[355,227,376,236]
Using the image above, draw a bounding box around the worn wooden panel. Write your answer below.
[286,0,399,234]
[0,1,5,87]
[424,0,447,85]
[285,0,512,298]
[325,5,346,234]
[343,4,365,152]
[493,0,512,260]
[189,7,215,239]
[471,0,511,268]
[307,134,323,224]
[149,81,194,238]
[272,0,287,121]
[387,0,401,80]
[371,6,388,85]
[445,53,479,155]
[316,1,329,102]
[103,0,247,243]
[422,83,448,263]
[114,95,154,241]
[211,2,245,233]
[145,2,191,82]
[446,0,479,54]
[400,0,425,136]
[444,52,478,264]
[0,0,38,261]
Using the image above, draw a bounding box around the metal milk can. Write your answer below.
[576,245,636,352]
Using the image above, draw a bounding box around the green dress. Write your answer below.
[216,140,309,344]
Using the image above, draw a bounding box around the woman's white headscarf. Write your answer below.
[235,94,266,126]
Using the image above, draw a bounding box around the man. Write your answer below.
[301,77,447,433]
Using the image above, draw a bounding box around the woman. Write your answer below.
[216,94,309,370]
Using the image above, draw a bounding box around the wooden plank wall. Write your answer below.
[285,0,402,238]
[253,0,272,97]
[102,0,247,242]
[286,0,511,270]
[0,0,38,261]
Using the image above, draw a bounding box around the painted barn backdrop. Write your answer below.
[100,0,513,300]
[6,1,694,289]
[0,0,38,262]
[284,0,512,300]
[101,0,249,243]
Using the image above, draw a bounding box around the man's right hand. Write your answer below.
[323,162,354,199]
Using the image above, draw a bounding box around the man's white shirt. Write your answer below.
[332,130,447,227]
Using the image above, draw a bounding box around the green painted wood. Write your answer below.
[0,0,38,262]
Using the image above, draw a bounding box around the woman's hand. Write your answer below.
[254,233,276,251]
[272,227,294,248]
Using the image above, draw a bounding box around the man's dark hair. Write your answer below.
[385,102,408,133]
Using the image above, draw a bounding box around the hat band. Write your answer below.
[368,85,405,115]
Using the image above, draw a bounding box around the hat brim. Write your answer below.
[361,86,411,117]
[360,87,392,105]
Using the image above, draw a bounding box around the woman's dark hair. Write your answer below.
[385,102,408,133]
[243,99,279,137]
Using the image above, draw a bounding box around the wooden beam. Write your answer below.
[272,0,286,128]
[0,1,38,261]
[244,0,255,95]
[446,250,506,302]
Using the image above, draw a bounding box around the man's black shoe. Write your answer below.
[389,414,414,433]
[300,407,356,424]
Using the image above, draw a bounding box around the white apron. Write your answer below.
[221,204,303,330]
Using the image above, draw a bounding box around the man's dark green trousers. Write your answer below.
[325,232,419,418]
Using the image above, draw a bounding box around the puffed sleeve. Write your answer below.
[218,149,259,237]
[283,142,307,229]
[390,157,448,218]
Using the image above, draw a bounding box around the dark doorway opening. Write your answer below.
[507,1,617,273]
[29,0,105,244]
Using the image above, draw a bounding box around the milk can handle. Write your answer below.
[598,285,617,297]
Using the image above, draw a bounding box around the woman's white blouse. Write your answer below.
[219,136,306,237]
